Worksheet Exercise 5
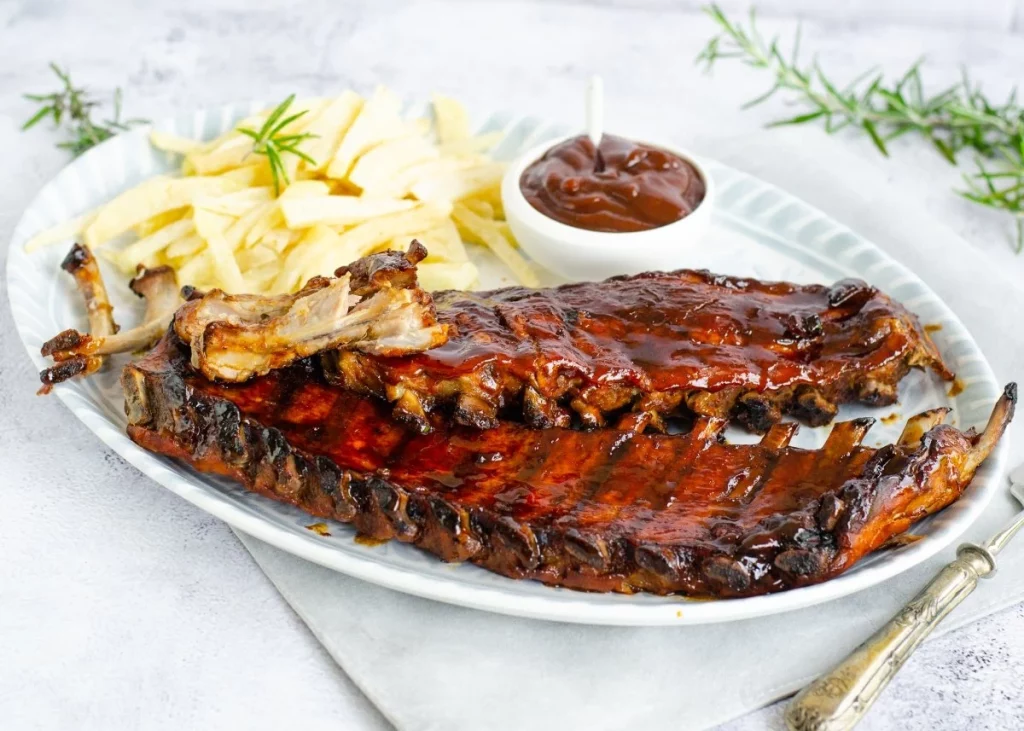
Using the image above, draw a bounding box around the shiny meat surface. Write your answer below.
[123,334,1011,598]
[325,269,952,432]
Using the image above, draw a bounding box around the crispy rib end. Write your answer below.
[123,334,1015,599]
[39,253,182,392]
[175,245,448,383]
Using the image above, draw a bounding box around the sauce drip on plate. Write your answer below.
[519,134,706,232]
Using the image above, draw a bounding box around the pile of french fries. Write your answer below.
[27,89,538,293]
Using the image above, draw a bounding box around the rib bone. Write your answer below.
[760,422,800,450]
[898,407,951,447]
[173,244,449,383]
[37,244,117,393]
[39,262,183,393]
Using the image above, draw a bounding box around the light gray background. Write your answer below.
[2,1,1023,729]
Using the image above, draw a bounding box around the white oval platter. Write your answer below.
[6,101,1007,625]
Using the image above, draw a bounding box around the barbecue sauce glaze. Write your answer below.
[142,330,985,598]
[520,134,706,232]
[328,271,950,432]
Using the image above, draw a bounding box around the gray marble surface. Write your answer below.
[2,1,1023,729]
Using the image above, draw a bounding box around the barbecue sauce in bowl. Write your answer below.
[519,134,706,233]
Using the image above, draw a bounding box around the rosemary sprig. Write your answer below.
[23,63,147,156]
[237,94,318,195]
[697,4,1024,251]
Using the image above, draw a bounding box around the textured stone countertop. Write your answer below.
[2,1,1023,729]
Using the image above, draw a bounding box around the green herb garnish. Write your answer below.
[23,63,147,156]
[697,5,1024,251]
[237,94,318,195]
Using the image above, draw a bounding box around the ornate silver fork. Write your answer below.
[785,461,1024,730]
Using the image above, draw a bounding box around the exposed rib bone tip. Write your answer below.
[823,417,875,452]
[60,242,92,273]
[897,407,952,447]
[696,416,728,438]
[1004,382,1017,403]
[760,422,799,450]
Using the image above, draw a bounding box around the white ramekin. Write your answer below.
[501,135,715,281]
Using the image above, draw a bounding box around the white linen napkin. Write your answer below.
[233,128,1024,731]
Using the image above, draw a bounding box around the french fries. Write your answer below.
[452,203,538,287]
[27,88,530,296]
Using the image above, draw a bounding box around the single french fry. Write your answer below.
[186,134,254,175]
[349,135,439,194]
[440,131,503,157]
[175,248,214,288]
[237,244,279,271]
[280,180,332,199]
[417,261,480,291]
[460,198,494,219]
[216,164,268,187]
[224,200,274,251]
[258,227,300,253]
[193,187,274,217]
[134,207,189,238]
[23,209,97,252]
[117,218,196,273]
[452,203,538,287]
[432,93,471,143]
[326,86,407,180]
[368,157,480,199]
[280,196,417,229]
[410,162,506,204]
[193,206,245,292]
[166,233,205,259]
[272,224,341,293]
[300,90,364,173]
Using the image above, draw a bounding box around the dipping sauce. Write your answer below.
[519,134,706,233]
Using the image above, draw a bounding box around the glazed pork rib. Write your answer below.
[324,269,952,433]
[174,242,448,382]
[122,333,1012,598]
[39,241,447,393]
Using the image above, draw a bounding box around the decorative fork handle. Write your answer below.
[784,543,996,731]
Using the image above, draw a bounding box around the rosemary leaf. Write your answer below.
[862,119,889,156]
[23,64,146,156]
[698,3,1024,252]
[237,95,319,196]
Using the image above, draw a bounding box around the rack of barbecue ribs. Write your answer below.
[53,245,1000,599]
[123,328,1014,598]
[321,269,953,433]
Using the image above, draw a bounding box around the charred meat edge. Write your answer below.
[122,341,1013,598]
